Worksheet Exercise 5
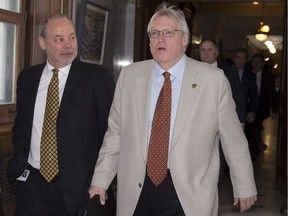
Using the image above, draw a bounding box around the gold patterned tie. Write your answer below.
[40,68,59,182]
[147,72,171,186]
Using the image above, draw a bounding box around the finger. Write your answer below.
[240,199,254,212]
[240,201,248,213]
[99,193,106,205]
[233,198,239,206]
[88,187,96,199]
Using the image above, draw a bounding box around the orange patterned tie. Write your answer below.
[40,68,59,182]
[147,72,171,186]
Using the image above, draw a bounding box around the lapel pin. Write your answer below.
[192,83,197,89]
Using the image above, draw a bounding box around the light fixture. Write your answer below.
[254,3,270,41]
[255,22,269,41]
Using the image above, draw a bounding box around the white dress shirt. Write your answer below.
[148,55,186,168]
[28,62,71,169]
[254,70,262,95]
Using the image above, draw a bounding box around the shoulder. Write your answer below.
[20,63,45,74]
[71,59,113,80]
[17,63,45,81]
[124,59,154,71]
[263,69,274,78]
[72,59,110,73]
[186,57,225,79]
[118,59,154,79]
[218,63,238,78]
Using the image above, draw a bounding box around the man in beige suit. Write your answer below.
[89,2,257,216]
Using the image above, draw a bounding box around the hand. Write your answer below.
[88,186,107,205]
[234,195,257,213]
[246,112,255,124]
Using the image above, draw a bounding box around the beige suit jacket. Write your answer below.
[91,56,257,216]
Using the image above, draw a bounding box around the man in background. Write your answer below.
[233,48,259,160]
[248,54,278,159]
[199,39,246,125]
[199,39,246,185]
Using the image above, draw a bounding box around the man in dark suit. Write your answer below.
[7,14,115,216]
[233,48,259,160]
[199,40,246,184]
[199,40,246,125]
[248,54,278,156]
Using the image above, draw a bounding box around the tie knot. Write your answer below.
[52,68,59,74]
[163,71,170,80]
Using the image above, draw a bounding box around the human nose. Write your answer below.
[63,39,73,48]
[157,32,165,41]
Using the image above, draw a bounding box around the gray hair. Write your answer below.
[39,13,75,37]
[147,2,190,42]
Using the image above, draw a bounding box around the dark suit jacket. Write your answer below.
[255,69,278,121]
[218,63,246,124]
[7,59,115,215]
[239,68,259,115]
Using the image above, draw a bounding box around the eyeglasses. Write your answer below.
[147,29,182,38]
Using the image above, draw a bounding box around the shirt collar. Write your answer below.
[44,61,71,77]
[212,61,218,67]
[153,54,186,80]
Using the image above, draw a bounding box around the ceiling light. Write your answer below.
[269,47,276,54]
[255,22,269,41]
[261,24,270,33]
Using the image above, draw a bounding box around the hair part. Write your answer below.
[147,2,190,43]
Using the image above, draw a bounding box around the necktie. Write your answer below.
[147,72,172,186]
[40,68,59,182]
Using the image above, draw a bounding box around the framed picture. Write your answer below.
[77,1,109,65]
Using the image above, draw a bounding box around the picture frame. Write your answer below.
[77,0,109,65]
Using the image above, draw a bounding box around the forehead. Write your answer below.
[46,17,75,34]
[200,41,216,49]
[252,57,263,63]
[235,52,247,58]
[150,15,179,29]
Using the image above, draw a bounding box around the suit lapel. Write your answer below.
[27,64,46,125]
[171,59,201,150]
[59,60,84,113]
[135,61,154,162]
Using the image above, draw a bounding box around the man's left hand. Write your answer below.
[234,195,257,212]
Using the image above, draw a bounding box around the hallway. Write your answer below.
[218,116,287,216]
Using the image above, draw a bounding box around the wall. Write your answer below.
[67,0,135,80]
[27,0,135,81]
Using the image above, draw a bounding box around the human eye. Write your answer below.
[69,34,76,41]
[54,36,64,43]
[163,29,174,37]
[148,30,159,38]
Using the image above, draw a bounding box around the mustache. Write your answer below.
[60,50,74,55]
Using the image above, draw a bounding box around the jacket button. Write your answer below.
[138,183,142,188]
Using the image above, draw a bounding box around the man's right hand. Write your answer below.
[246,112,255,124]
[88,186,107,205]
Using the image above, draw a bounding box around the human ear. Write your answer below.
[38,36,47,50]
